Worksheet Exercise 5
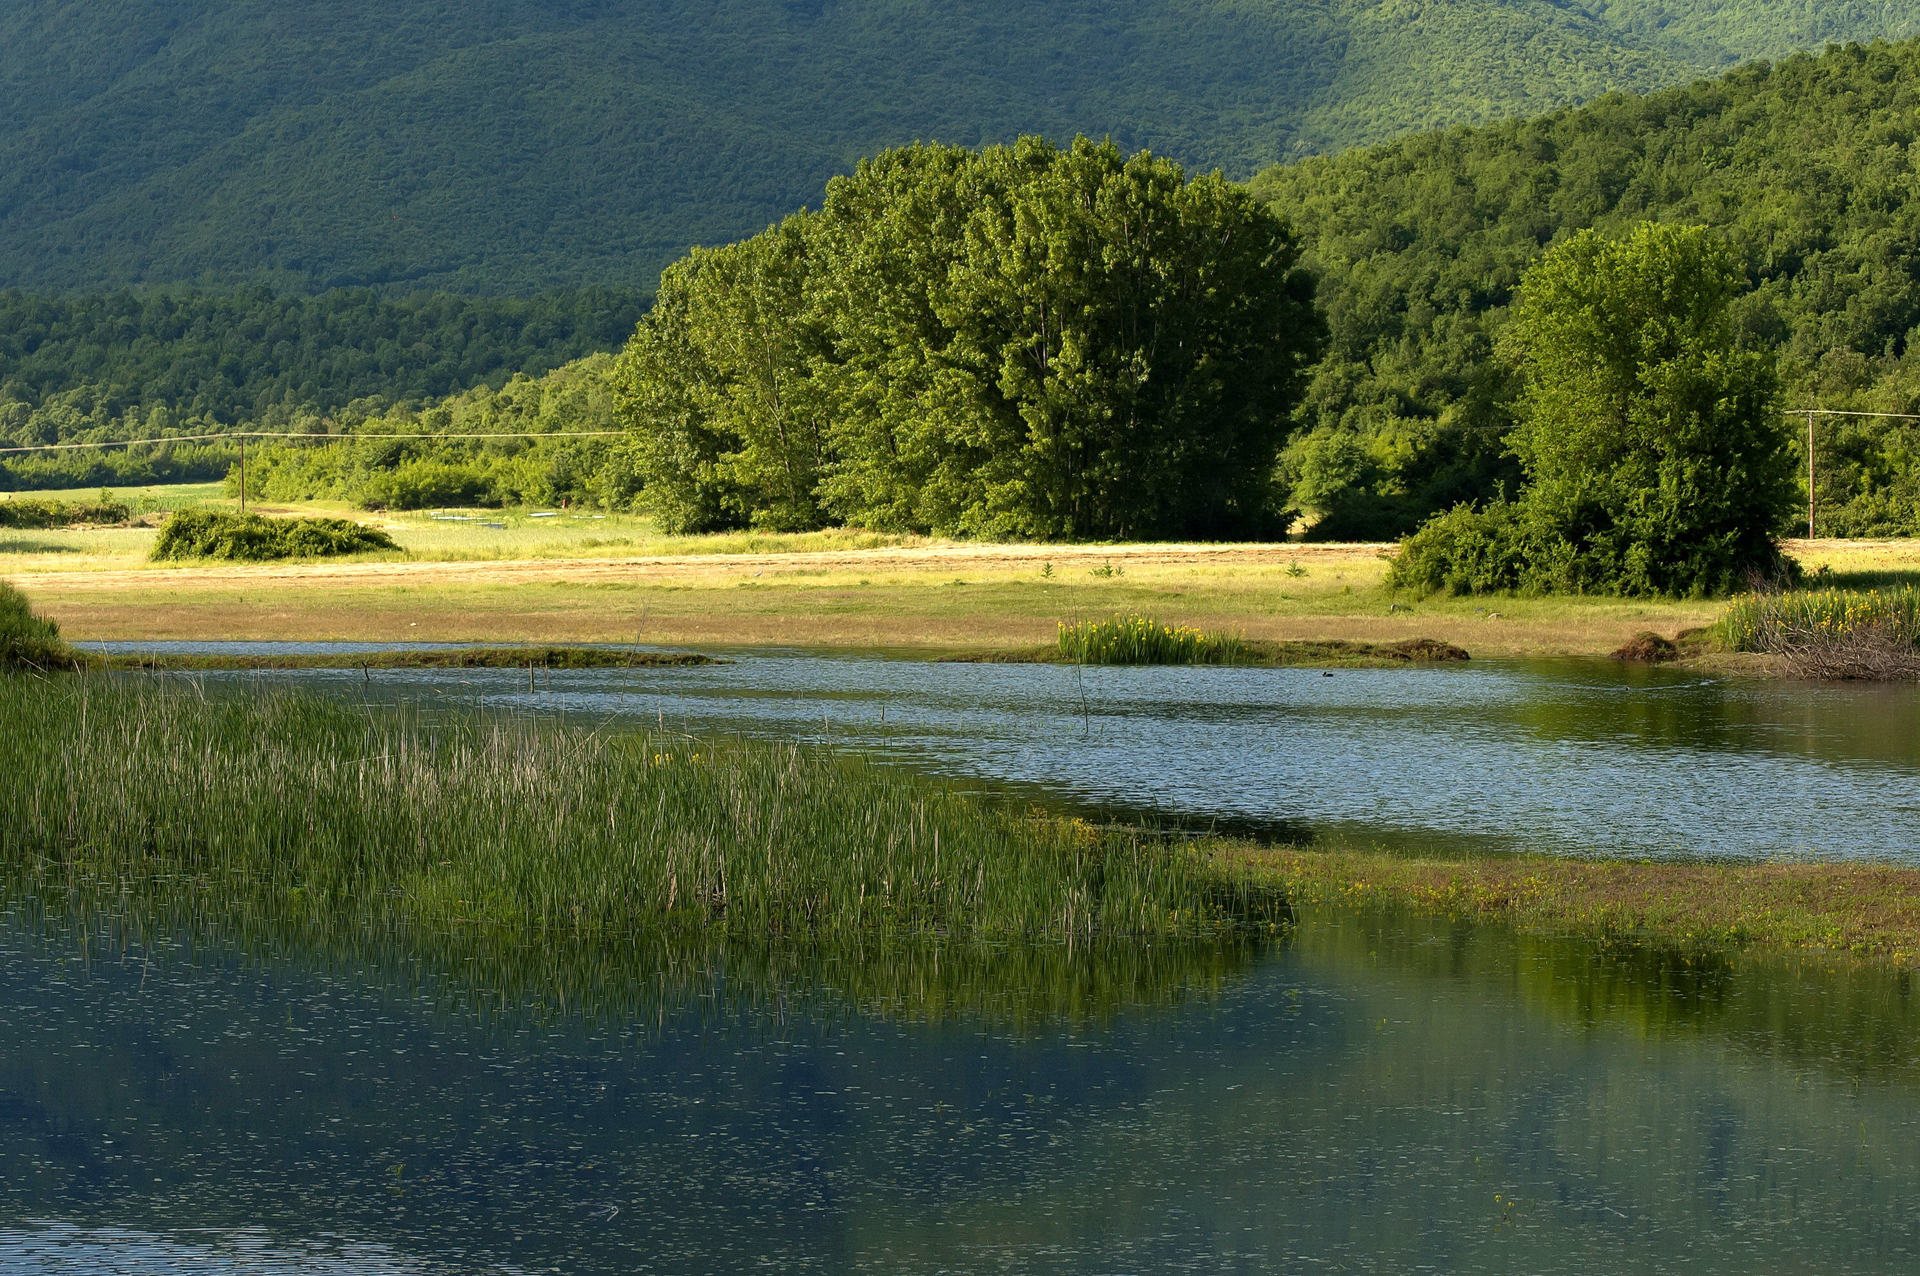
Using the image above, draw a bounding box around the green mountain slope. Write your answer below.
[1250,37,1920,537]
[1,0,1913,292]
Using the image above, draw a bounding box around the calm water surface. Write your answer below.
[3,908,1918,1274]
[88,643,1920,860]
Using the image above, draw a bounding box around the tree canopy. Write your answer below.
[614,137,1325,540]
[1390,224,1794,597]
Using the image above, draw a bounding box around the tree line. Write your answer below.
[1250,38,1920,540]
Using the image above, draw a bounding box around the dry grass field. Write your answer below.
[4,485,1913,658]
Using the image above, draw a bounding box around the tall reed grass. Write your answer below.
[1716,587,1920,679]
[0,674,1281,948]
[1058,615,1247,665]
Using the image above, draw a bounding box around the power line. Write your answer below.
[1787,408,1920,423]
[1787,408,1920,539]
[0,429,628,456]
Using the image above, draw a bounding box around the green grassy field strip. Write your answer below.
[1223,842,1920,968]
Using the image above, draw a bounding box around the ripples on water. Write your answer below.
[87,643,1920,861]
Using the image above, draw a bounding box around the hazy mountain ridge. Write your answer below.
[1,0,1910,293]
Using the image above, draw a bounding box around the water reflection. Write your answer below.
[4,907,1919,1273]
[86,644,1920,861]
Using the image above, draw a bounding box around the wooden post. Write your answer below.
[238,435,247,514]
[1806,410,1816,539]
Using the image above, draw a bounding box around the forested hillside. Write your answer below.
[0,288,642,428]
[1253,37,1920,537]
[1,0,1910,293]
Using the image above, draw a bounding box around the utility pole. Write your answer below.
[238,434,247,514]
[1806,409,1816,540]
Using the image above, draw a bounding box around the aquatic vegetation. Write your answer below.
[0,582,77,671]
[0,674,1282,948]
[1058,615,1247,665]
[1715,587,1920,679]
[151,507,400,561]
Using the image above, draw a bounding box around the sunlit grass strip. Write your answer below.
[1217,842,1920,966]
[0,674,1281,946]
[1058,614,1246,665]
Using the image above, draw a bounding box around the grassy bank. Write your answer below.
[0,673,1281,948]
[1221,842,1920,967]
[0,580,79,670]
[101,644,718,672]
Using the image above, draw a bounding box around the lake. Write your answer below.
[8,647,1918,1272]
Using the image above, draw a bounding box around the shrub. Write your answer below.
[358,459,503,510]
[1058,615,1247,665]
[150,508,400,561]
[0,583,76,670]
[1386,501,1535,595]
[0,494,132,529]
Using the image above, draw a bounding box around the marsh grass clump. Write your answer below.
[0,676,1282,948]
[1716,587,1920,679]
[151,507,400,561]
[1059,615,1247,665]
[0,583,78,671]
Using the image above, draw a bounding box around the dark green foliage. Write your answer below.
[0,495,131,528]
[0,583,74,671]
[1801,402,1920,537]
[235,354,626,511]
[1389,225,1795,597]
[618,138,1324,540]
[150,509,400,561]
[0,439,238,493]
[1388,501,1541,596]
[0,2,1906,294]
[0,287,643,493]
[1252,39,1920,537]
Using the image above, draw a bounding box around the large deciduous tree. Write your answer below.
[615,137,1326,539]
